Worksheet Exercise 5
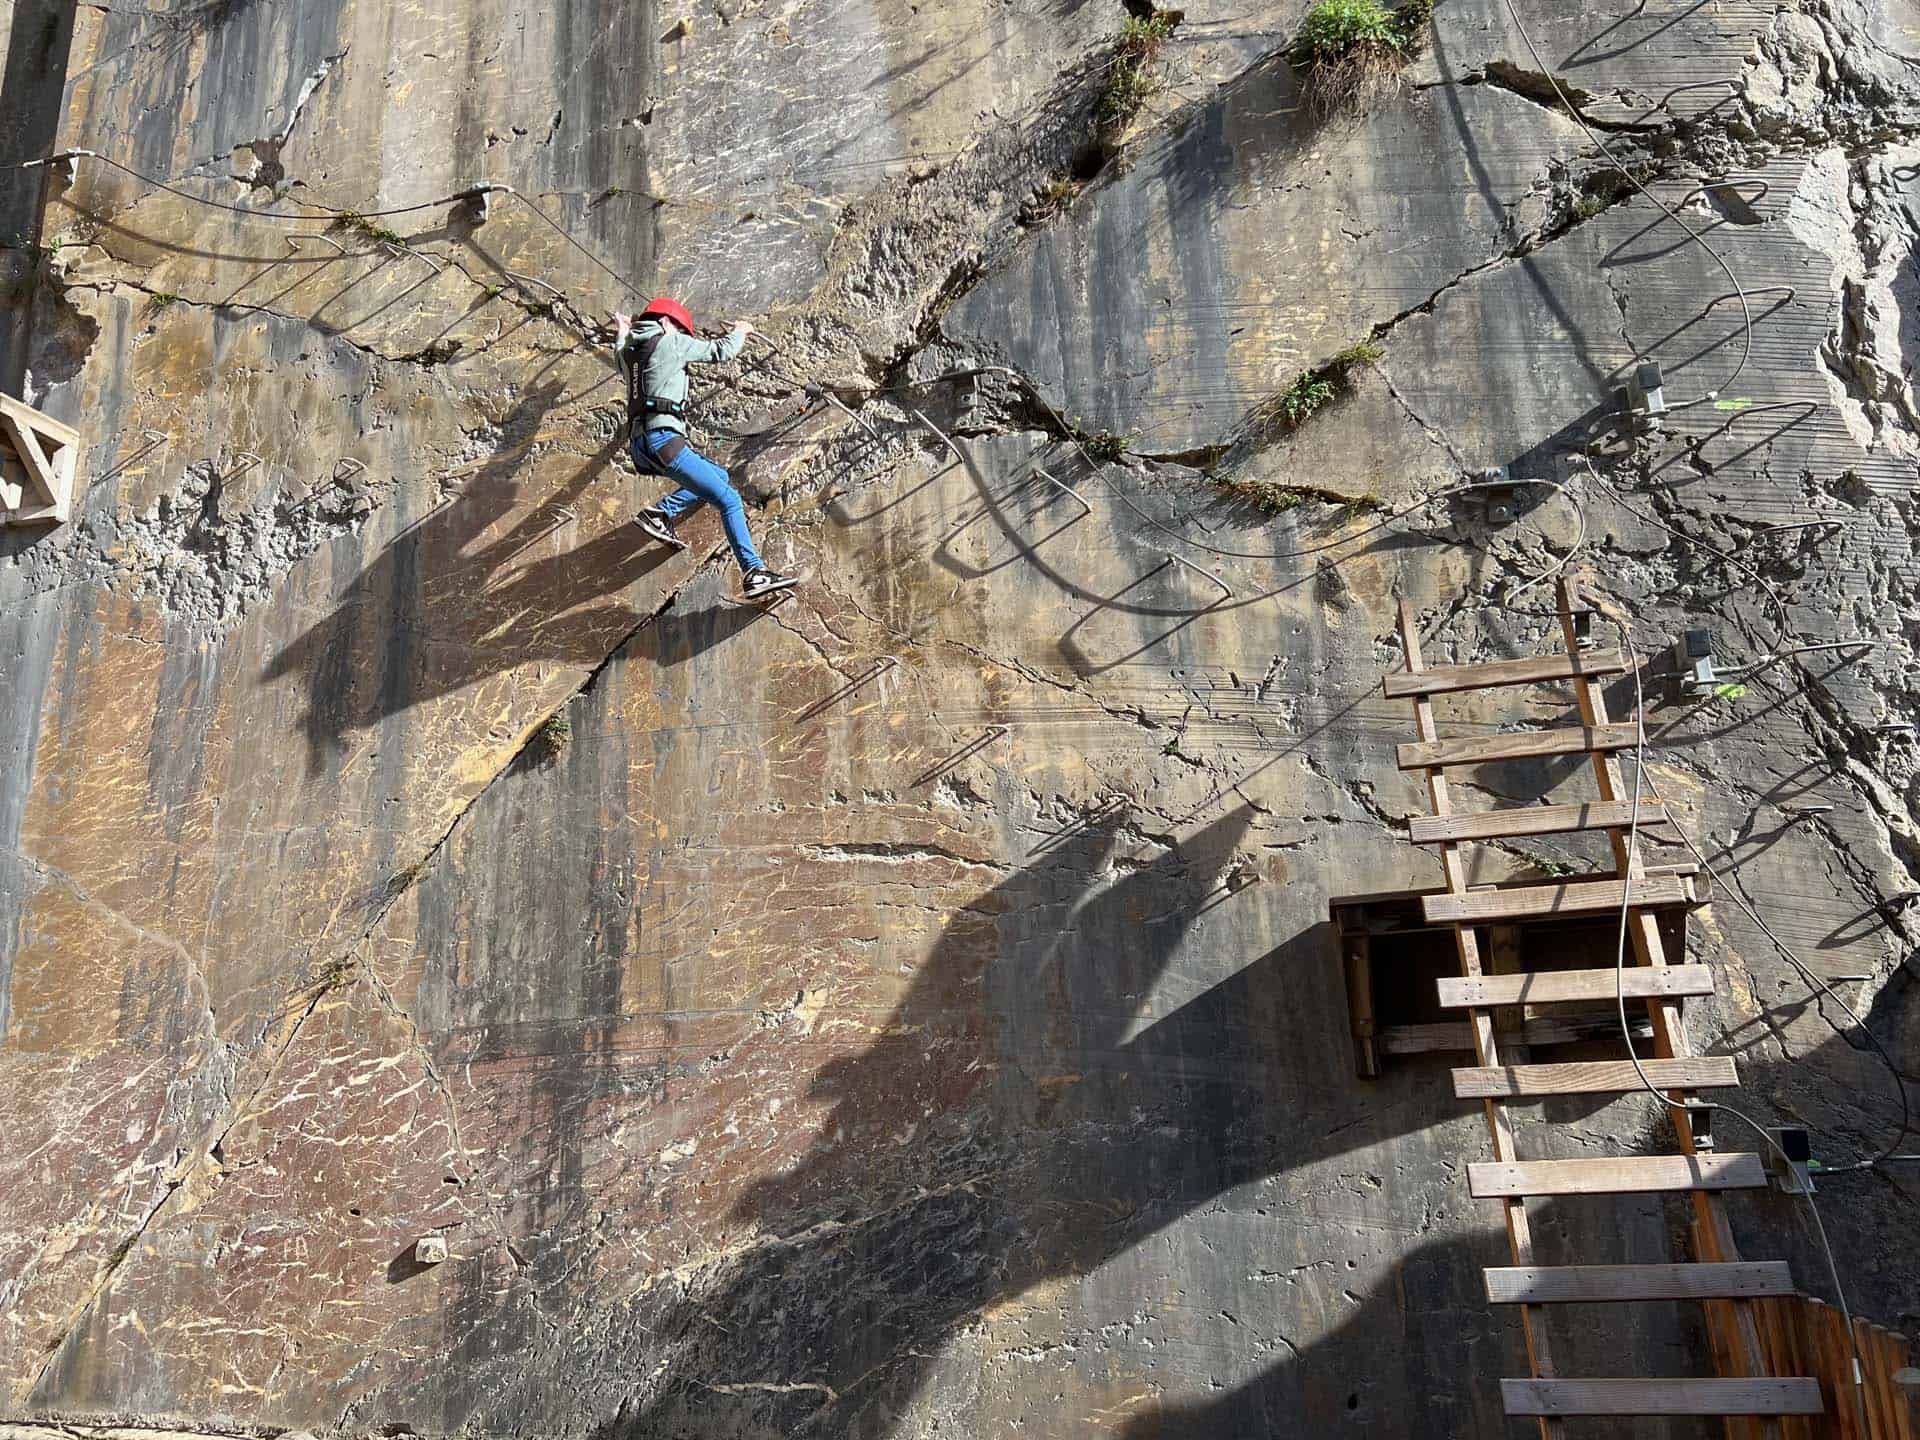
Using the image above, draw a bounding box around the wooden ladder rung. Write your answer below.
[1502,1377,1823,1416]
[1410,800,1672,845]
[1469,1152,1767,1198]
[1382,649,1630,699]
[1452,1055,1739,1097]
[1485,1261,1794,1304]
[1397,722,1641,770]
[1423,875,1694,925]
[1437,961,1712,1007]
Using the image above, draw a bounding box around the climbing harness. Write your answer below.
[617,322,690,475]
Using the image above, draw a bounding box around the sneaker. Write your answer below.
[634,508,684,548]
[742,567,800,599]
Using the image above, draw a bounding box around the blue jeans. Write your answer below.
[635,429,763,573]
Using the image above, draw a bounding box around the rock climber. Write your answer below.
[614,297,798,598]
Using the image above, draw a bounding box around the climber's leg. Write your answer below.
[655,440,764,575]
[631,430,695,548]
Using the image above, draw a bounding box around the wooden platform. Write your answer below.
[0,392,81,526]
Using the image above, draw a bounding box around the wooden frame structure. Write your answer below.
[1386,577,1820,1430]
[0,392,81,526]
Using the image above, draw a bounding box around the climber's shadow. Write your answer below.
[261,382,669,776]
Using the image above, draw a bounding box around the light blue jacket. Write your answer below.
[618,319,747,437]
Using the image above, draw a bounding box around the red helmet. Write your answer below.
[640,296,694,334]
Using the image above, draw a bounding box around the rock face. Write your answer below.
[1,0,1916,1436]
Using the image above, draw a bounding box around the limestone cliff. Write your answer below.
[0,0,1915,1435]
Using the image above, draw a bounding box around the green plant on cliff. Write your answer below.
[334,210,410,248]
[1253,337,1383,435]
[1296,0,1430,117]
[1278,372,1337,427]
[145,291,181,313]
[1096,14,1178,131]
[1221,478,1314,514]
[1081,428,1132,463]
[1022,174,1083,225]
[537,710,573,758]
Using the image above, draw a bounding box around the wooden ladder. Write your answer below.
[1389,578,1822,1433]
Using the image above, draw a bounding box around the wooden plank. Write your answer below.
[1397,722,1640,770]
[1453,1055,1740,1097]
[1550,582,1771,1400]
[1490,924,1525,1039]
[1410,800,1674,845]
[1438,962,1713,1008]
[1884,1328,1915,1440]
[0,390,81,447]
[1485,1262,1794,1304]
[1342,932,1378,1079]
[1382,648,1629,699]
[1423,875,1693,925]
[1394,601,1566,1440]
[1503,1378,1824,1416]
[1378,1015,1654,1055]
[1469,1152,1768,1198]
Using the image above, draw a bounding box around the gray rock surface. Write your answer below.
[0,0,1915,1436]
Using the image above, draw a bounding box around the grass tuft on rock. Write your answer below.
[1251,337,1384,436]
[1295,0,1431,118]
[1096,14,1178,132]
[334,211,409,248]
[1278,373,1338,427]
[537,711,572,759]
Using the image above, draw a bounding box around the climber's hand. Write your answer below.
[732,319,759,342]
[613,311,632,340]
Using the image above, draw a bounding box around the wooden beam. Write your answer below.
[1377,1015,1654,1055]
[1397,723,1641,771]
[1552,580,1774,1404]
[1437,962,1713,1008]
[0,392,81,525]
[1382,649,1630,699]
[1422,875,1692,925]
[1453,1055,1739,1097]
[1395,600,1566,1440]
[1485,1262,1794,1304]
[1409,800,1676,845]
[1502,1378,1823,1416]
[1469,1153,1767,1198]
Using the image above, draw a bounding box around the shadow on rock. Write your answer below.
[585,803,1388,1436]
[260,382,673,775]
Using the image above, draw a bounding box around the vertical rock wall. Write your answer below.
[1,0,1915,1436]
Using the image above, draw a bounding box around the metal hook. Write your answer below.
[92,429,171,485]
[286,233,348,256]
[1677,178,1770,210]
[1753,517,1847,538]
[504,269,570,305]
[384,240,445,275]
[1697,399,1821,449]
[1161,551,1234,601]
[1646,79,1741,118]
[1702,285,1794,313]
[814,385,882,442]
[1022,463,1092,518]
[910,407,967,466]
